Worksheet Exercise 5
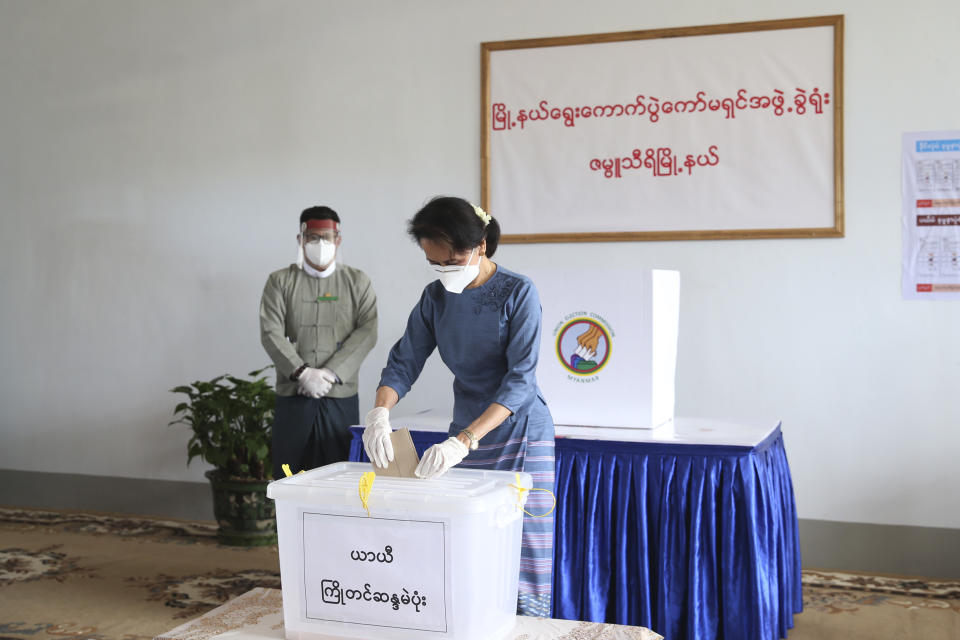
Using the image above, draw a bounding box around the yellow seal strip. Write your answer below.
[281,464,305,477]
[358,471,376,517]
[510,472,557,518]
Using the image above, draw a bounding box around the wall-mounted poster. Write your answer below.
[482,15,844,243]
[902,131,960,300]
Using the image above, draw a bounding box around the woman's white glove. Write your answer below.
[298,367,335,398]
[415,437,469,479]
[362,407,394,467]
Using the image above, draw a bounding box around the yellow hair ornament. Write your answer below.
[472,204,491,226]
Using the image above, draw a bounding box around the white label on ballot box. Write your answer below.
[301,511,449,633]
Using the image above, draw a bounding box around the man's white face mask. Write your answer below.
[304,239,336,269]
[432,248,479,294]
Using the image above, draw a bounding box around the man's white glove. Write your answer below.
[298,367,334,398]
[415,437,469,479]
[362,407,394,467]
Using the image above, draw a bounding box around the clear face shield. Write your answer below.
[298,221,340,269]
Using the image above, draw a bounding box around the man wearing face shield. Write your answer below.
[260,206,378,480]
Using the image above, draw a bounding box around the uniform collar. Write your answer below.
[303,260,336,279]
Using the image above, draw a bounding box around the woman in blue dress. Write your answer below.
[362,196,555,618]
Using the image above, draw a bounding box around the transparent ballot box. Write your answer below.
[267,462,531,640]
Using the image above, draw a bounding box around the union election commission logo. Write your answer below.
[554,313,613,378]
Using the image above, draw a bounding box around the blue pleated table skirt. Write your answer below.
[348,424,801,640]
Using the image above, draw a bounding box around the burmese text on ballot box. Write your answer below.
[267,462,532,640]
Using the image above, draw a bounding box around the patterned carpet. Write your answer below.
[0,506,281,640]
[1,505,957,640]
[791,569,960,639]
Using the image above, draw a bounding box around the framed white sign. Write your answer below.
[482,15,845,242]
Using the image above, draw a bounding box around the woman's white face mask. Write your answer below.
[432,248,479,294]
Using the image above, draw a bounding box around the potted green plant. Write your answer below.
[170,366,277,546]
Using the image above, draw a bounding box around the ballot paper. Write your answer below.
[373,428,420,477]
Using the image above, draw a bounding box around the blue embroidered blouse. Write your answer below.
[379,265,546,427]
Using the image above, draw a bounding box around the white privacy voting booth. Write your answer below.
[267,463,531,640]
[529,268,680,429]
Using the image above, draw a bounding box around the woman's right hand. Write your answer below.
[362,407,394,467]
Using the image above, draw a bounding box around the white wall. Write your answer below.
[1,0,957,529]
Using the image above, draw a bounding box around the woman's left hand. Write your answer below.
[415,437,469,479]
